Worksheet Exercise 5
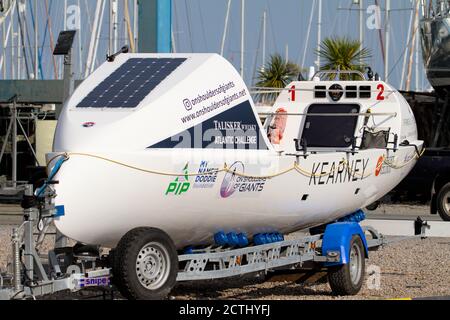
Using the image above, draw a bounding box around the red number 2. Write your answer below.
[377,84,385,101]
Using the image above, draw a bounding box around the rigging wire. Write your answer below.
[387,24,419,79]
[15,0,30,79]
[250,10,264,87]
[173,0,181,53]
[184,0,194,52]
[28,0,43,79]
[197,0,208,52]
[266,1,278,54]
[298,0,316,69]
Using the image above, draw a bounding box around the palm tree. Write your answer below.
[316,37,372,80]
[255,54,301,103]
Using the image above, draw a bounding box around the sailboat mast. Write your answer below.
[285,44,289,62]
[240,0,245,80]
[44,0,58,79]
[112,0,118,53]
[220,0,231,57]
[77,0,83,78]
[64,0,67,29]
[17,12,22,79]
[92,0,106,74]
[384,0,390,82]
[359,0,364,65]
[400,6,414,90]
[109,0,112,53]
[11,12,15,79]
[415,20,419,91]
[34,0,38,79]
[134,0,138,52]
[316,0,322,69]
[124,0,136,53]
[406,0,420,91]
[2,16,6,79]
[300,0,316,71]
[85,0,103,78]
[262,10,266,67]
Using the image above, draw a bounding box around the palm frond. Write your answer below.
[315,37,372,80]
[255,54,300,103]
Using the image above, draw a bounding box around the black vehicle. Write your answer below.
[392,148,450,221]
[421,1,450,97]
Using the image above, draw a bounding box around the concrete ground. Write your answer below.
[0,202,449,300]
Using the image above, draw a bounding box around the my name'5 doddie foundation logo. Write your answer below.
[165,163,190,196]
[193,161,219,189]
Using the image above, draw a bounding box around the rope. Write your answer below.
[37,154,69,197]
[383,148,426,170]
[46,148,424,183]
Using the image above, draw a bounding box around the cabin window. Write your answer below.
[345,86,358,98]
[299,104,360,148]
[314,86,327,98]
[359,86,371,99]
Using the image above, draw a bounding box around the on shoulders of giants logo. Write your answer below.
[165,163,191,196]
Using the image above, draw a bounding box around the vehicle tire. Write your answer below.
[327,235,366,296]
[112,227,178,300]
[437,182,450,221]
[366,201,380,211]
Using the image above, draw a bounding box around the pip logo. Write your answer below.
[165,163,190,196]
[183,99,193,111]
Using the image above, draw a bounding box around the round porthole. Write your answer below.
[329,84,344,102]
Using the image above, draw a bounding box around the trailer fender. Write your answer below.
[322,222,369,267]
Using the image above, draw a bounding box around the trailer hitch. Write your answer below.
[414,217,430,238]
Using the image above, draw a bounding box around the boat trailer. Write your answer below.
[0,184,430,300]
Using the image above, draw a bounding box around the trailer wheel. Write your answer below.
[327,235,365,296]
[437,182,450,221]
[113,227,178,300]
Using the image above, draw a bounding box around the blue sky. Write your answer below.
[173,0,427,90]
[0,0,429,91]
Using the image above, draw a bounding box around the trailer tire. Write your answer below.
[113,227,178,300]
[437,182,450,221]
[366,201,380,211]
[327,235,365,296]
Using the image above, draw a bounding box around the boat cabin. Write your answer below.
[263,71,418,155]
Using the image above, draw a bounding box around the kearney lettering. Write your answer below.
[309,159,370,186]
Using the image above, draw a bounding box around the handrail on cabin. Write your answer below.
[259,112,397,117]
[312,70,367,80]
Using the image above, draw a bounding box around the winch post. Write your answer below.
[12,228,21,292]
[22,185,49,283]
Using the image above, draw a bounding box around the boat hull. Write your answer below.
[49,146,421,249]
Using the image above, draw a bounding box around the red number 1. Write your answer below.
[290,85,296,101]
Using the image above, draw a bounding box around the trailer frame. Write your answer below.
[0,184,427,300]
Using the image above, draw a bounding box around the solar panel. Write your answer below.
[77,58,186,108]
